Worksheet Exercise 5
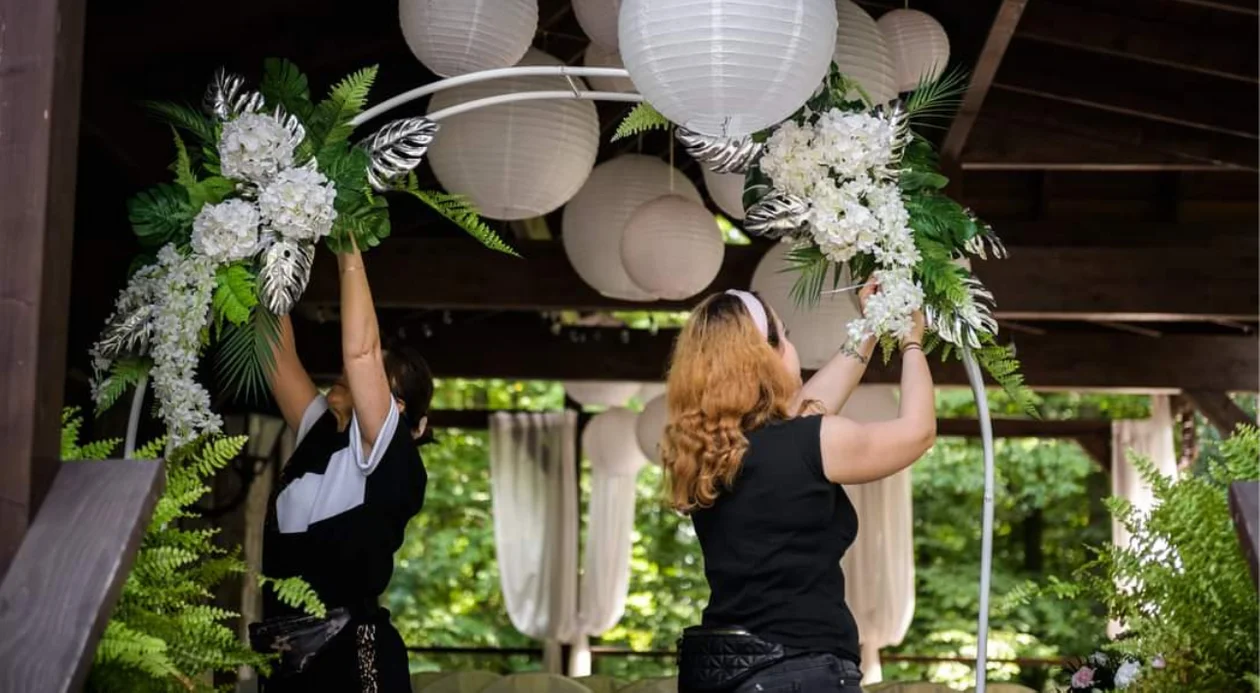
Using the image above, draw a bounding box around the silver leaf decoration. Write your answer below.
[744,190,811,240]
[927,276,999,349]
[273,105,307,157]
[674,127,763,175]
[203,68,265,121]
[96,305,155,360]
[359,117,440,192]
[259,239,315,316]
[964,221,1008,260]
[879,100,912,166]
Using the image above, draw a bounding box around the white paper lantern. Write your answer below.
[877,9,950,93]
[582,43,636,93]
[619,0,838,137]
[750,243,861,370]
[621,195,725,301]
[833,0,898,105]
[702,168,746,220]
[584,407,649,476]
[427,49,600,220]
[634,394,668,465]
[636,382,667,402]
[563,154,702,301]
[574,0,622,50]
[564,381,643,408]
[840,385,899,423]
[399,0,538,78]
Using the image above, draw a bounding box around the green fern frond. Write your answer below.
[96,358,152,416]
[409,189,519,256]
[262,576,327,619]
[133,436,167,461]
[95,620,179,680]
[612,102,671,142]
[187,435,247,479]
[214,305,280,403]
[309,65,378,159]
[972,340,1038,417]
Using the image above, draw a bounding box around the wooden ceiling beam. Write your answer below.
[291,316,1260,392]
[1183,390,1257,434]
[288,237,1257,321]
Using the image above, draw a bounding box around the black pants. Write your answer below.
[731,653,863,693]
[261,611,411,693]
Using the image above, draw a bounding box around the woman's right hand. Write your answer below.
[904,310,926,346]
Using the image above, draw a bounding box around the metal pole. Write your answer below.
[961,348,995,693]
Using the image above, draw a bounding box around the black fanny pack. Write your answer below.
[248,608,351,679]
[676,626,788,692]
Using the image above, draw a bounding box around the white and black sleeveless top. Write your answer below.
[263,397,427,617]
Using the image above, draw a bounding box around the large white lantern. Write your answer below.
[702,168,746,220]
[877,9,950,93]
[574,0,622,50]
[584,407,649,477]
[562,154,702,301]
[619,0,839,137]
[634,394,668,465]
[399,0,538,78]
[427,49,600,220]
[636,382,667,402]
[833,0,898,106]
[621,195,725,300]
[564,381,642,408]
[750,243,861,370]
[582,43,636,93]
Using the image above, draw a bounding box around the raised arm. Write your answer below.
[819,311,936,485]
[337,241,394,450]
[793,283,878,415]
[268,313,319,432]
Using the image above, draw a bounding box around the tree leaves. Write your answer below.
[612,102,671,142]
[128,183,195,248]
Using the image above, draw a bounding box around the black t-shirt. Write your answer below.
[263,397,427,617]
[691,415,861,663]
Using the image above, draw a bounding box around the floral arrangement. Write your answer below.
[616,66,1030,410]
[1063,650,1154,691]
[90,59,514,443]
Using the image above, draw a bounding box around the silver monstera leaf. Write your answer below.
[674,127,763,175]
[203,68,265,121]
[259,239,315,316]
[744,190,811,240]
[359,117,440,192]
[96,305,155,360]
[964,221,1008,261]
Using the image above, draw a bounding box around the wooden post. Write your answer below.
[0,0,87,574]
[1228,482,1259,591]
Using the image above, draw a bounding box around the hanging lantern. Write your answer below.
[833,0,898,105]
[574,0,622,50]
[399,0,538,78]
[750,243,861,370]
[426,49,600,220]
[582,43,636,93]
[636,382,666,403]
[634,394,668,465]
[702,167,746,220]
[877,8,950,93]
[619,0,838,137]
[562,154,701,301]
[621,195,725,301]
[584,407,650,477]
[564,381,642,408]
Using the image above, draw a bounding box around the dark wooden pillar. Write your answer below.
[0,0,87,575]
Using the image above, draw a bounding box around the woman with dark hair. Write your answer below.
[665,287,936,693]
[252,239,432,692]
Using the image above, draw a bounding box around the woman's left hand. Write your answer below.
[858,279,879,316]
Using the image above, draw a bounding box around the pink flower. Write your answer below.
[1071,666,1097,689]
[1152,656,1166,670]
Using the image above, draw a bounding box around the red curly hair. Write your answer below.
[661,291,807,513]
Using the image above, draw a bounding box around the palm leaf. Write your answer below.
[143,101,217,145]
[612,102,671,142]
[408,189,518,257]
[128,183,194,248]
[784,244,830,308]
[214,306,280,403]
[903,66,969,130]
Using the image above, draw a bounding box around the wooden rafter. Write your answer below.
[1183,390,1257,434]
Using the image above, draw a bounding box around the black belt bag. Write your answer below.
[249,607,351,679]
[676,626,788,692]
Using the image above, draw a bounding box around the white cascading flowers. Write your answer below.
[218,112,296,184]
[191,198,262,262]
[257,167,338,242]
[758,109,924,341]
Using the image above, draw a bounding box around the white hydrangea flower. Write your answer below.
[1114,660,1141,688]
[258,167,338,241]
[191,199,261,262]
[148,245,222,448]
[846,267,924,343]
[219,112,296,184]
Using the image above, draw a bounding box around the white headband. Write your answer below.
[725,290,769,338]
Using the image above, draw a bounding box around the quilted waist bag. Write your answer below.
[676,626,787,692]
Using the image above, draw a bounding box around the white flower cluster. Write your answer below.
[191,198,260,262]
[148,244,222,448]
[219,113,295,184]
[258,167,338,242]
[760,109,923,340]
[846,268,924,342]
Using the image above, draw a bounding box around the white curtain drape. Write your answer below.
[1109,395,1177,636]
[490,411,581,672]
[839,386,915,684]
[569,408,648,676]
